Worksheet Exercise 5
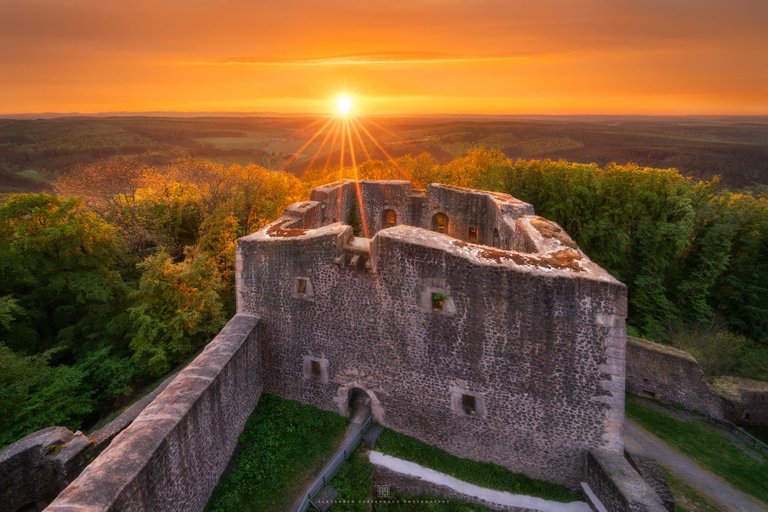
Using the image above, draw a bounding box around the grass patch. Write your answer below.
[626,395,768,505]
[661,468,721,512]
[375,429,579,503]
[206,394,348,511]
[326,448,374,512]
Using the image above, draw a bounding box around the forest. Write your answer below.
[1,148,767,448]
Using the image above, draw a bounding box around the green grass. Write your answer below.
[626,395,768,505]
[206,394,348,511]
[326,447,374,511]
[661,468,722,512]
[375,429,579,503]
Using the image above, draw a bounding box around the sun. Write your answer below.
[335,93,354,117]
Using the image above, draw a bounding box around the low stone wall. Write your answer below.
[626,337,768,426]
[0,372,177,512]
[625,337,721,417]
[585,450,666,512]
[710,376,768,426]
[625,451,674,512]
[46,314,262,512]
[0,427,85,512]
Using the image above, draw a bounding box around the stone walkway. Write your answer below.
[625,419,768,512]
[368,451,591,512]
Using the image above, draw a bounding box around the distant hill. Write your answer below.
[1,115,766,193]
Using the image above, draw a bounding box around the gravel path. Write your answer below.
[625,419,768,512]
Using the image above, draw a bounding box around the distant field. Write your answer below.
[1,115,767,193]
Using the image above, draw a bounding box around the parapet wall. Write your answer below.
[45,314,262,512]
[238,181,628,486]
[585,450,667,512]
[0,370,177,512]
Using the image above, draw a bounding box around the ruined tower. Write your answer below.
[237,180,627,486]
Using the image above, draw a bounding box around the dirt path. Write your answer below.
[625,419,767,512]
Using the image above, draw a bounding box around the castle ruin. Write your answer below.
[29,180,655,512]
[237,180,627,486]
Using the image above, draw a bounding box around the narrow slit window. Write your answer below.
[296,278,308,295]
[468,226,478,243]
[461,394,477,415]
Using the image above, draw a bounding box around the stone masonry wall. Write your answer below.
[308,180,535,248]
[0,371,177,512]
[238,184,627,487]
[625,337,722,417]
[585,450,667,512]
[45,314,261,512]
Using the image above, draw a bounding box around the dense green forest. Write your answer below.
[1,149,766,447]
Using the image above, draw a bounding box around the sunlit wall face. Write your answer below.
[0,0,766,115]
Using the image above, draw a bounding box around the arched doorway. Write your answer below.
[335,383,384,423]
[348,387,371,423]
[432,212,449,234]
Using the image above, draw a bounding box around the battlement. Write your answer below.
[237,180,627,486]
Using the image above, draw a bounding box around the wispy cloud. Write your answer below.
[182,51,553,66]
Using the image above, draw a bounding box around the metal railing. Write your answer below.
[295,414,373,512]
[706,414,768,454]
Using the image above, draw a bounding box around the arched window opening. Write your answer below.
[383,209,397,228]
[432,213,449,234]
[492,229,500,248]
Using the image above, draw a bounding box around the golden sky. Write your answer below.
[1,0,767,115]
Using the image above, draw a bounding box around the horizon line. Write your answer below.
[2,111,768,120]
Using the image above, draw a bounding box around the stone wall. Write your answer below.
[45,314,262,512]
[0,427,86,512]
[0,371,177,512]
[626,337,768,426]
[308,180,535,248]
[238,180,628,487]
[625,337,721,417]
[585,451,667,512]
[709,376,768,426]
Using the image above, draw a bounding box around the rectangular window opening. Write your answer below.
[461,394,477,415]
[296,278,308,295]
[310,360,321,377]
[468,226,478,243]
[431,292,446,311]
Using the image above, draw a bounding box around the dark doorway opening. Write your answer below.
[348,387,371,422]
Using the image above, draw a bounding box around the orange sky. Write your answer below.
[1,0,767,115]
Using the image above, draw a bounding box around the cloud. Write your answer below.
[183,51,556,67]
